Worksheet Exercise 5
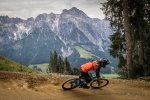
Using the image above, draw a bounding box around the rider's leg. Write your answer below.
[80,71,91,88]
[86,73,92,84]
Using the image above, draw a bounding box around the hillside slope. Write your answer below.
[0,56,35,73]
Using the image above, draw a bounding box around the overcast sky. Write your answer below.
[0,0,106,20]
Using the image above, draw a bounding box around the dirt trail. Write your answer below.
[0,78,150,100]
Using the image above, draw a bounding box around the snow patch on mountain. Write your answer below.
[13,23,31,40]
[61,47,73,57]
[51,14,60,33]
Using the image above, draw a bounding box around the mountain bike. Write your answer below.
[62,75,109,90]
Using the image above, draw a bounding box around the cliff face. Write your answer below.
[0,7,114,67]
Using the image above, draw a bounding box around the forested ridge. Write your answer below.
[48,51,80,75]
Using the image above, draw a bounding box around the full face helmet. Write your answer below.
[99,58,110,68]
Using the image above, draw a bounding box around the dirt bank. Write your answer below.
[0,72,150,100]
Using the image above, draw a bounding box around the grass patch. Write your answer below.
[0,55,36,73]
[29,63,48,73]
[74,46,98,59]
[101,74,120,79]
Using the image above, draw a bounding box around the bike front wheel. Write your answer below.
[90,78,109,89]
[62,78,80,90]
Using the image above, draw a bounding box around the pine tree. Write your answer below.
[48,51,72,75]
[63,57,72,74]
[53,51,58,72]
[58,56,64,73]
[48,51,53,73]
[72,68,80,75]
[48,51,58,73]
[102,0,150,78]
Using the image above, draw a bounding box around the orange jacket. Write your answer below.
[81,61,99,73]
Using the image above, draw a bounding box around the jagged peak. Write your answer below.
[49,12,57,18]
[0,15,9,19]
[35,13,49,21]
[69,7,80,12]
[27,17,34,21]
[0,15,23,24]
[50,12,55,15]
[62,7,87,17]
[0,15,23,21]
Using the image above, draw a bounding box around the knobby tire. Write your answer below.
[62,78,80,90]
[90,78,109,89]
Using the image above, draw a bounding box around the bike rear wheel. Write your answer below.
[90,78,109,89]
[62,78,80,90]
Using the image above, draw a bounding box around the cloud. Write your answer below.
[0,0,105,19]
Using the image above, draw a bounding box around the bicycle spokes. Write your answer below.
[90,79,109,88]
[62,78,109,90]
[70,81,77,88]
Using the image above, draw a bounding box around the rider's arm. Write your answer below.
[95,67,100,78]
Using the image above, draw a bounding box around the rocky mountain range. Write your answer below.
[0,7,116,68]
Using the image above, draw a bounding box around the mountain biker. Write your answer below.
[80,58,110,89]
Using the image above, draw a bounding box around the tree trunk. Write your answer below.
[138,23,145,75]
[138,40,144,76]
[123,0,135,78]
